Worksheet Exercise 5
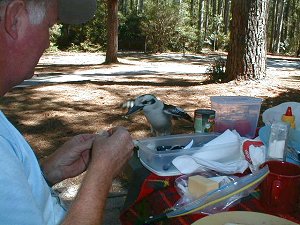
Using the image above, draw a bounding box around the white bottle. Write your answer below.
[267,121,289,161]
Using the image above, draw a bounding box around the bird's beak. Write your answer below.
[126,105,143,116]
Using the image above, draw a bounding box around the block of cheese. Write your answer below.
[188,175,219,198]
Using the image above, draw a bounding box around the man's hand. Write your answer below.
[60,127,134,225]
[89,127,135,178]
[40,127,134,186]
[40,134,96,186]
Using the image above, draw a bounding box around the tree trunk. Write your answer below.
[226,0,268,81]
[273,0,286,53]
[198,0,204,32]
[105,0,119,64]
[212,0,217,17]
[204,0,209,39]
[268,0,277,52]
[217,0,223,16]
[138,0,144,14]
[190,0,194,18]
[282,0,290,42]
[130,0,134,11]
[223,0,230,34]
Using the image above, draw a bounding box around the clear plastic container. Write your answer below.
[210,96,262,138]
[267,121,289,161]
[136,133,219,176]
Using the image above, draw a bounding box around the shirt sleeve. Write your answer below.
[0,136,46,225]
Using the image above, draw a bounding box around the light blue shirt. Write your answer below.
[0,111,66,225]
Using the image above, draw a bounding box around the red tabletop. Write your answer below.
[120,172,300,225]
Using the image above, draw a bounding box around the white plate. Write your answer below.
[191,211,298,225]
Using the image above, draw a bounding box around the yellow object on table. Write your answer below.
[282,106,296,129]
[188,175,219,198]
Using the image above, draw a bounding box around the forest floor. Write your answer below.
[0,51,299,223]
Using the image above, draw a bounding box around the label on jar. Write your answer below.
[194,109,215,133]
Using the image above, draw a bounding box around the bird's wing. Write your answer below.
[163,104,193,122]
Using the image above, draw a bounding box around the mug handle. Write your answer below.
[271,180,282,202]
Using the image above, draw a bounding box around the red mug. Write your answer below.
[259,160,300,214]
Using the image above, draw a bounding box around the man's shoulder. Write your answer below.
[0,111,36,163]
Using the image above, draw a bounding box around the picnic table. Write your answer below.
[119,152,300,225]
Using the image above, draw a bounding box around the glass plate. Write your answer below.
[192,211,298,225]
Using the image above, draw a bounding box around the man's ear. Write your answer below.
[4,0,26,40]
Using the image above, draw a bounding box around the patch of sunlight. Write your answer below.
[37,85,75,92]
[61,185,80,199]
[71,90,97,101]
[21,120,40,126]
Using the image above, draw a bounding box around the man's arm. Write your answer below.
[49,127,134,225]
[41,127,133,224]
[61,158,114,224]
[61,127,134,225]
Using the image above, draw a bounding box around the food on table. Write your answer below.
[188,175,219,198]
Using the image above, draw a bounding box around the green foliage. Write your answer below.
[140,0,197,53]
[50,0,107,52]
[47,0,298,57]
[170,2,198,52]
[140,1,178,52]
[48,24,63,52]
[206,57,227,83]
[204,15,229,51]
[283,3,300,55]
[119,12,145,51]
[84,1,108,47]
[267,0,300,55]
[205,31,230,51]
[67,42,102,52]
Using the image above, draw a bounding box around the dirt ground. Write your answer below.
[0,51,299,196]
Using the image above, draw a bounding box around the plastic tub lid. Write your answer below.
[210,96,262,104]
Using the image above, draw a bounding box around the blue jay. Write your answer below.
[124,94,193,136]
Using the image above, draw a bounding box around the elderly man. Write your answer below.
[0,0,134,224]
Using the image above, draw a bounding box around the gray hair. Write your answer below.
[0,0,49,24]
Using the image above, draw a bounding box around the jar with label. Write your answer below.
[267,121,289,161]
[194,109,215,133]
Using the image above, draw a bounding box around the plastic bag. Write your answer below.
[173,166,269,215]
